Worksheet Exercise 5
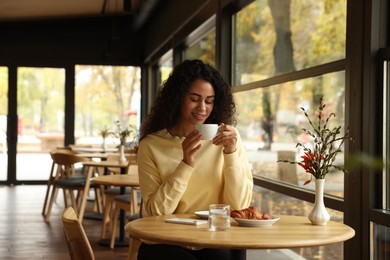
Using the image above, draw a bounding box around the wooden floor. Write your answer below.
[0,185,128,260]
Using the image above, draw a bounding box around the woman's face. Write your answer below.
[179,78,215,127]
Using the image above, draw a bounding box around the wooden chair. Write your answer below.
[110,188,141,249]
[61,207,95,260]
[44,151,92,222]
[42,149,76,216]
[100,154,137,239]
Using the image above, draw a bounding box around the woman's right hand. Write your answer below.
[182,130,202,167]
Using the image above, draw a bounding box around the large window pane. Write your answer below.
[0,67,8,181]
[160,53,173,86]
[75,65,141,147]
[183,28,216,67]
[235,71,346,197]
[17,67,65,180]
[233,0,346,85]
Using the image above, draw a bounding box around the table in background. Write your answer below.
[76,153,119,220]
[78,160,129,223]
[75,152,111,161]
[125,214,355,250]
[71,147,118,153]
[91,174,140,247]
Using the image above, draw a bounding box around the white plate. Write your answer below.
[234,216,280,227]
[194,211,209,219]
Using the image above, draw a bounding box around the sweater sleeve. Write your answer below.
[137,138,193,216]
[222,129,253,210]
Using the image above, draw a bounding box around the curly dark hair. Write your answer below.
[139,59,236,140]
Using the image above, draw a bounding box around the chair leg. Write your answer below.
[42,177,53,216]
[42,162,56,216]
[76,190,85,214]
[69,190,78,213]
[44,186,59,222]
[42,180,53,216]
[131,190,138,215]
[94,186,103,214]
[110,206,121,249]
[101,195,113,239]
[63,189,70,208]
[76,189,83,210]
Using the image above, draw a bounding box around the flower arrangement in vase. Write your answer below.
[111,121,137,163]
[278,97,353,225]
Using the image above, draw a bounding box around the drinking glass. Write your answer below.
[208,204,230,231]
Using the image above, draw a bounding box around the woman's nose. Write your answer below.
[197,101,206,110]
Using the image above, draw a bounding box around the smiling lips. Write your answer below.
[193,113,207,121]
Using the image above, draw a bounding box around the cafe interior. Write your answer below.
[0,0,389,259]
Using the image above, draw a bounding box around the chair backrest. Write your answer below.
[50,151,90,177]
[61,207,95,260]
[51,151,90,165]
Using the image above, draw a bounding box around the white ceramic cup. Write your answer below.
[195,124,218,140]
[208,204,230,231]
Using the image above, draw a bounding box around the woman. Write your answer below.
[137,59,253,260]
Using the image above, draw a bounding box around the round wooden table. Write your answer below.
[125,214,355,250]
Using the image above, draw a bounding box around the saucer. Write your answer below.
[234,216,280,227]
[194,211,209,219]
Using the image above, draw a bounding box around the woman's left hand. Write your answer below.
[212,123,237,154]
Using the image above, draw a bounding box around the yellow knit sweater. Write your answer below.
[138,128,253,217]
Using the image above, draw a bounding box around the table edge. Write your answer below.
[125,214,355,250]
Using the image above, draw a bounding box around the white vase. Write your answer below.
[119,145,127,163]
[308,179,330,225]
[102,137,107,151]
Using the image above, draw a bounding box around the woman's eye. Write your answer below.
[206,98,214,104]
[189,97,214,105]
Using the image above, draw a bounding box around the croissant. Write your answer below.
[230,206,272,220]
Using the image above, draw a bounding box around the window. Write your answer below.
[183,16,216,66]
[75,65,141,147]
[233,0,347,194]
[233,0,346,85]
[17,67,65,180]
[234,71,346,197]
[232,1,347,258]
[159,50,173,86]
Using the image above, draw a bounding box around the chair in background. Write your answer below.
[110,188,141,249]
[42,149,76,216]
[61,207,95,260]
[43,151,93,222]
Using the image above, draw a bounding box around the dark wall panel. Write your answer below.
[0,16,143,66]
